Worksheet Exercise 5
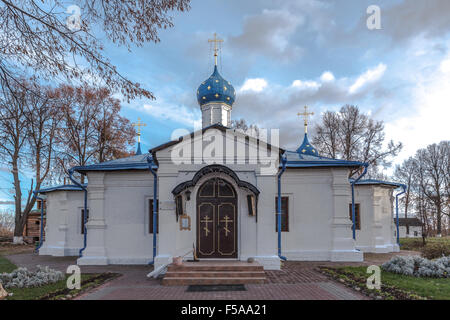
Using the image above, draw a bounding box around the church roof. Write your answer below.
[73,153,157,174]
[149,123,285,166]
[197,65,236,107]
[395,218,423,227]
[284,150,365,168]
[296,133,319,156]
[35,184,87,193]
[353,179,403,188]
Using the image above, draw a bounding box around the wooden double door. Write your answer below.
[196,178,237,259]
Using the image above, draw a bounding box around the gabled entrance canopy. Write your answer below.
[172,164,260,197]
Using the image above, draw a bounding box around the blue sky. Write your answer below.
[1,0,450,207]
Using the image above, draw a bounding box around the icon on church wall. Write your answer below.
[179,214,191,231]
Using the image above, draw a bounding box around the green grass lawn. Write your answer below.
[338,266,450,300]
[400,237,450,251]
[0,255,17,273]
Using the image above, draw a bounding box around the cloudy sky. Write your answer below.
[117,0,449,160]
[1,0,450,204]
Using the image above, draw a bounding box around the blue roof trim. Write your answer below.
[73,153,157,173]
[36,184,87,193]
[352,179,403,188]
[285,161,365,168]
[283,150,365,168]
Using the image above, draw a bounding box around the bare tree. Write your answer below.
[231,118,260,139]
[0,209,15,238]
[394,140,450,239]
[0,0,190,101]
[416,142,448,236]
[312,105,402,178]
[0,80,60,243]
[393,157,416,234]
[56,85,136,183]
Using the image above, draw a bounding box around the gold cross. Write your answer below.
[220,215,233,237]
[132,118,147,143]
[208,33,223,66]
[201,215,212,237]
[297,106,314,133]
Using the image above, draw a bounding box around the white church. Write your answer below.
[36,38,405,271]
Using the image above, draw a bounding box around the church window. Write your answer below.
[207,86,211,90]
[199,180,215,197]
[348,203,361,230]
[81,209,89,234]
[275,197,289,232]
[149,199,159,234]
[218,179,235,197]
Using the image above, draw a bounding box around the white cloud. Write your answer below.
[320,71,335,82]
[349,63,387,94]
[136,103,201,128]
[229,9,304,62]
[385,55,450,163]
[440,57,450,73]
[291,80,320,90]
[239,78,268,93]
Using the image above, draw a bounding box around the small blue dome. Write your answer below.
[197,66,236,107]
[297,133,319,157]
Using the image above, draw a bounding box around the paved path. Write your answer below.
[5,251,419,300]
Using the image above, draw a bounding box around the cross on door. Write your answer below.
[201,215,212,237]
[220,215,233,237]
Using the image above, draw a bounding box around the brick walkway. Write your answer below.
[5,251,419,300]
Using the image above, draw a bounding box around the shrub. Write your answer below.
[382,255,450,278]
[0,265,64,289]
[420,243,450,260]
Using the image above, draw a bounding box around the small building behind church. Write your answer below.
[396,218,423,238]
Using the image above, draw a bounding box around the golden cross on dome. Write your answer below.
[132,118,147,143]
[208,33,223,66]
[297,106,314,134]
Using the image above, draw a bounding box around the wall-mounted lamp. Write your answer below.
[185,190,191,201]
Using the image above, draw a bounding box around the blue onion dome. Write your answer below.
[297,133,319,157]
[197,65,236,107]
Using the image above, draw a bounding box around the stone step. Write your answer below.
[162,277,267,286]
[167,263,263,273]
[164,271,266,278]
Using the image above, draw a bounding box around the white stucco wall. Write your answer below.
[77,171,155,265]
[39,190,85,256]
[140,128,282,270]
[280,168,362,262]
[354,185,399,253]
[398,226,422,238]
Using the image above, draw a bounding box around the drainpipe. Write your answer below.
[395,184,407,246]
[146,156,158,265]
[68,168,88,257]
[277,154,287,261]
[351,163,369,240]
[33,191,45,253]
